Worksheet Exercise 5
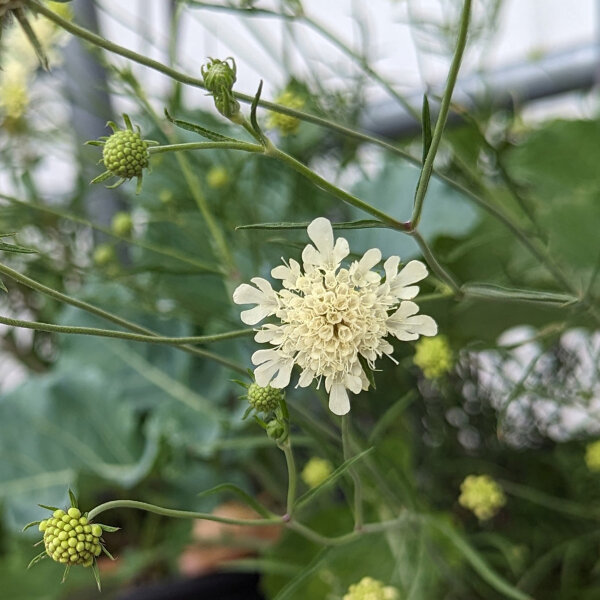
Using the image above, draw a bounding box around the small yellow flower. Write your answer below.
[206,165,229,189]
[267,89,305,135]
[585,440,600,471]
[301,457,333,488]
[413,335,453,379]
[459,475,506,520]
[0,63,29,120]
[343,576,399,600]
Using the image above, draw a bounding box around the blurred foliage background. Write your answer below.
[1,1,600,599]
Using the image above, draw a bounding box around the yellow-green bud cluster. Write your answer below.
[247,383,282,413]
[413,335,453,379]
[93,243,115,267]
[206,165,229,189]
[343,576,399,600]
[267,90,305,135]
[301,457,333,489]
[39,508,102,567]
[111,211,133,236]
[102,129,149,179]
[585,440,600,471]
[459,474,506,520]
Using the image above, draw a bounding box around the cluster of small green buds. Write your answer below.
[201,57,241,120]
[25,492,116,590]
[267,89,305,136]
[206,165,229,189]
[248,382,283,413]
[585,440,600,471]
[301,457,333,488]
[93,243,115,267]
[458,474,506,520]
[111,211,133,237]
[87,114,157,194]
[39,508,101,567]
[343,576,399,600]
[413,335,453,379]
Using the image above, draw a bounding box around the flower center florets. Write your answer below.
[274,264,390,380]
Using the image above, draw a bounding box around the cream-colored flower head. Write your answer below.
[233,218,437,415]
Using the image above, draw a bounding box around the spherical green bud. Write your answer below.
[111,211,133,237]
[38,520,47,532]
[301,457,333,489]
[91,524,102,538]
[102,129,149,180]
[206,165,229,189]
[67,507,81,520]
[53,509,65,518]
[93,243,116,267]
[248,383,283,413]
[266,419,285,441]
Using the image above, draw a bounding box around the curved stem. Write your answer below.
[88,499,282,525]
[0,262,248,374]
[278,397,297,517]
[149,141,264,155]
[411,230,461,293]
[410,0,472,228]
[0,314,253,347]
[342,415,364,530]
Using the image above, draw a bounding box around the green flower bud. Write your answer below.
[201,57,241,119]
[459,474,506,521]
[206,165,229,189]
[267,89,305,136]
[102,128,149,180]
[40,512,103,567]
[301,457,333,489]
[248,383,283,413]
[343,576,399,600]
[585,440,600,471]
[111,211,133,237]
[266,419,285,441]
[93,243,115,267]
[413,335,453,379]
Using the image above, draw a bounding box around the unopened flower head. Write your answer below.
[206,165,229,189]
[301,456,333,488]
[343,576,399,600]
[247,382,283,413]
[459,474,506,520]
[111,211,133,237]
[87,114,157,194]
[267,89,305,135]
[585,440,600,471]
[413,335,453,379]
[201,57,240,119]
[233,218,437,415]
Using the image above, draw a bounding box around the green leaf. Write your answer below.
[26,550,47,570]
[101,544,115,560]
[0,241,37,254]
[22,520,41,532]
[98,523,121,533]
[462,283,577,305]
[197,483,272,518]
[61,564,70,584]
[421,94,432,163]
[68,489,78,509]
[0,277,7,293]
[164,108,238,142]
[236,220,390,231]
[295,448,374,511]
[91,561,102,592]
[272,547,332,600]
[37,504,61,513]
[426,516,533,600]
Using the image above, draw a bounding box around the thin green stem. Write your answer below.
[149,141,264,155]
[281,442,297,517]
[341,415,364,530]
[0,314,253,347]
[410,0,471,228]
[87,499,282,525]
[0,193,222,274]
[0,262,247,374]
[411,230,461,293]
[266,143,408,230]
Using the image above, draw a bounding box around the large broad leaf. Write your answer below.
[0,366,159,530]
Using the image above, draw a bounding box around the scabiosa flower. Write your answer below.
[585,440,600,472]
[233,218,437,415]
[343,576,399,600]
[301,457,333,488]
[267,89,305,135]
[458,474,506,520]
[413,334,453,379]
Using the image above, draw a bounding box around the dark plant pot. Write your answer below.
[116,572,265,600]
